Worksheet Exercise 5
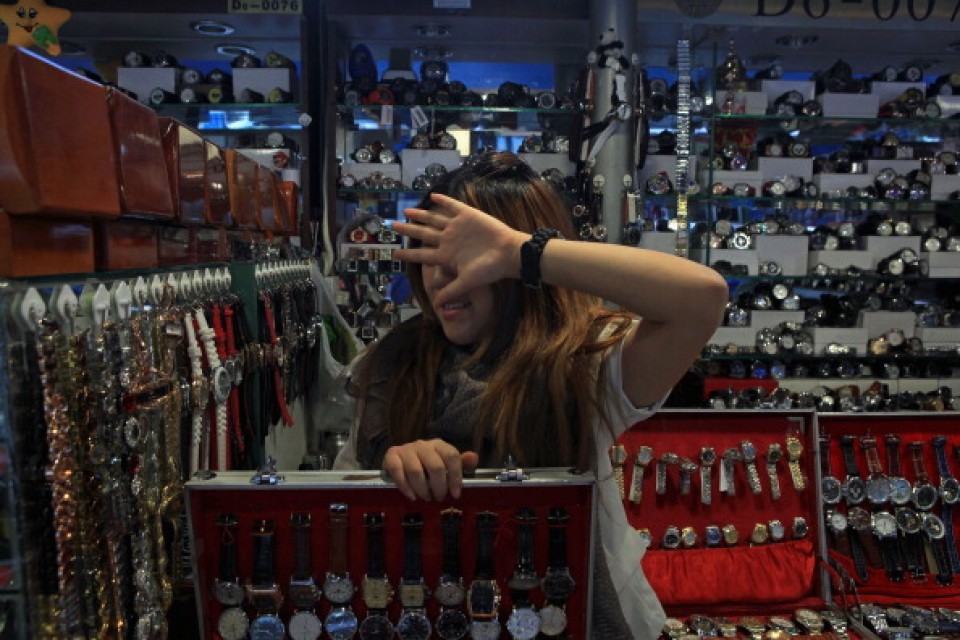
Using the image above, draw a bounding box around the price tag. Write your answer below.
[228,0,302,14]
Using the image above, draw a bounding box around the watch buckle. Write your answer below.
[251,456,285,485]
[496,455,529,483]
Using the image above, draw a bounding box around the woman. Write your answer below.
[333,151,727,639]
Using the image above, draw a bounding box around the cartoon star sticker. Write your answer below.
[0,0,71,56]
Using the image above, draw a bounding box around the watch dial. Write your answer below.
[506,608,541,640]
[436,609,469,640]
[214,579,246,606]
[361,577,393,609]
[914,483,939,511]
[890,477,913,505]
[821,476,842,504]
[324,575,356,604]
[828,512,848,533]
[866,477,892,505]
[942,478,960,504]
[289,611,324,640]
[538,605,568,636]
[359,612,395,640]
[924,513,946,539]
[249,615,286,640]
[398,583,428,608]
[874,512,897,537]
[325,608,360,640]
[396,611,432,640]
[434,580,466,607]
[896,507,922,534]
[542,570,576,601]
[843,477,866,504]
[847,507,872,531]
[468,582,498,616]
[217,607,249,640]
[469,619,503,640]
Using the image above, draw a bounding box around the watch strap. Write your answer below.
[848,528,870,583]
[819,435,833,477]
[840,435,860,477]
[440,508,463,579]
[900,531,924,580]
[878,534,904,582]
[929,534,954,585]
[218,513,239,582]
[520,228,562,289]
[402,513,424,581]
[328,503,350,575]
[290,513,313,581]
[546,507,569,570]
[365,512,387,578]
[886,434,902,477]
[251,519,276,587]
[513,509,537,575]
[861,437,884,475]
[261,292,295,427]
[942,503,960,574]
[474,512,498,579]
[910,442,931,484]
[933,435,952,479]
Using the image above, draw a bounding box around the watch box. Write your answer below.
[94,218,159,271]
[204,142,233,227]
[186,467,596,640]
[159,118,207,226]
[0,210,94,278]
[225,149,260,230]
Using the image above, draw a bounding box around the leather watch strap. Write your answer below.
[440,508,463,580]
[861,437,883,475]
[251,519,276,587]
[878,535,904,582]
[218,513,239,582]
[911,441,931,484]
[885,434,903,476]
[364,512,387,578]
[901,530,925,581]
[261,292,295,427]
[840,435,860,477]
[931,534,954,585]
[474,512,498,579]
[290,513,313,581]
[820,435,833,477]
[547,508,569,571]
[932,436,960,574]
[934,436,953,478]
[328,503,350,575]
[222,302,245,457]
[513,509,537,576]
[848,527,870,582]
[402,513,425,582]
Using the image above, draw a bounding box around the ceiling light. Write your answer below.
[413,46,453,59]
[216,43,256,57]
[774,34,818,48]
[413,23,452,38]
[191,20,236,36]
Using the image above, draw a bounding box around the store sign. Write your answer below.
[647,0,959,27]
[753,0,958,23]
[228,0,302,14]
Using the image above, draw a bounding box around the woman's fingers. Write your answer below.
[383,440,468,501]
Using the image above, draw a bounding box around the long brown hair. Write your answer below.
[356,151,634,469]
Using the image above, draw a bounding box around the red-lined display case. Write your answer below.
[186,468,596,639]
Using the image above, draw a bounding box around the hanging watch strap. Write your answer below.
[840,435,860,478]
[251,519,276,588]
[196,308,229,471]
[221,302,245,458]
[291,513,313,582]
[184,311,207,477]
[218,513,240,583]
[261,292,295,427]
[886,434,903,477]
[924,513,954,586]
[628,446,652,504]
[474,512,497,580]
[820,436,834,478]
[700,447,714,505]
[440,508,463,581]
[846,509,871,583]
[328,503,349,576]
[933,436,960,574]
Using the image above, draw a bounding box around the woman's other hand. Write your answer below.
[383,438,480,501]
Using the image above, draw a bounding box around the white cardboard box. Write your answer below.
[233,68,296,101]
[865,159,921,176]
[340,162,402,183]
[811,327,870,356]
[760,80,816,107]
[859,235,921,262]
[916,327,960,348]
[518,152,575,179]
[818,92,880,118]
[709,327,757,350]
[813,173,875,197]
[750,310,805,330]
[117,67,179,104]
[700,169,763,192]
[638,232,679,255]
[754,235,809,276]
[400,149,463,187]
[758,157,814,183]
[931,174,960,201]
[870,81,926,105]
[858,310,917,339]
[713,91,768,115]
[927,252,960,278]
[808,250,873,273]
[692,248,759,275]
[936,95,960,118]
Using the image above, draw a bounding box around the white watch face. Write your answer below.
[538,605,568,636]
[505,608,540,640]
[323,575,356,604]
[470,619,502,640]
[874,513,897,537]
[289,611,324,640]
[218,607,250,640]
[214,579,245,606]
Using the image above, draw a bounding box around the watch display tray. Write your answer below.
[616,410,828,618]
[186,468,596,640]
[817,413,960,618]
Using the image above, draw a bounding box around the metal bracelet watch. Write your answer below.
[766,443,782,501]
[609,444,628,500]
[656,452,678,496]
[629,446,653,504]
[359,512,394,640]
[679,458,698,497]
[246,519,286,640]
[505,509,541,640]
[700,446,716,505]
[741,440,762,495]
[785,435,806,491]
[183,311,209,478]
[720,448,742,496]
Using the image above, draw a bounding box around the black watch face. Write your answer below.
[359,613,395,640]
[896,507,922,534]
[843,476,866,504]
[541,570,576,601]
[914,483,939,511]
[821,476,842,504]
[924,513,946,539]
[468,582,497,616]
[436,609,470,640]
[942,478,960,504]
[249,616,286,640]
[889,477,913,505]
[326,609,359,640]
[866,476,892,505]
[397,611,432,640]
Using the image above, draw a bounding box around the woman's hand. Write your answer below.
[393,193,527,307]
[382,438,480,501]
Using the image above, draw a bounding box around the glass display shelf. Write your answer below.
[709,113,960,144]
[152,103,304,130]
[701,352,960,364]
[337,103,574,133]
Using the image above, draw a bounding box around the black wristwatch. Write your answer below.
[359,512,395,640]
[933,436,960,574]
[397,513,431,640]
[840,435,866,505]
[467,512,502,640]
[540,507,575,637]
[819,435,842,505]
[435,508,470,640]
[506,509,541,640]
[520,228,562,288]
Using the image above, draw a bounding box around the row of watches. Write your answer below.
[706,383,958,413]
[613,437,806,506]
[212,505,578,640]
[856,603,960,638]
[340,76,567,110]
[661,609,848,640]
[644,516,809,550]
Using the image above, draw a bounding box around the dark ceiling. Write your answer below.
[5,0,960,79]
